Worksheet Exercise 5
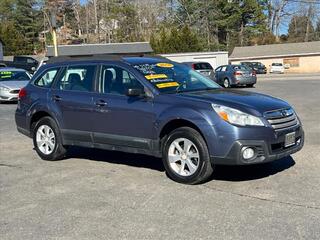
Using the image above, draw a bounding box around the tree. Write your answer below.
[13,0,42,53]
[288,15,315,42]
[150,25,203,54]
[0,21,26,55]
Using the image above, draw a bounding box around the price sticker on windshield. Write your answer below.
[156,82,179,88]
[156,63,174,68]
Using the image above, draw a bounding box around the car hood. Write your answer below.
[178,89,291,116]
[0,80,29,89]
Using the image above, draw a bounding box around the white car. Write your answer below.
[0,68,31,102]
[270,63,284,74]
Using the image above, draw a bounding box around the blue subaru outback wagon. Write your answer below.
[15,55,304,184]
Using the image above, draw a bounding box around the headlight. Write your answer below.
[0,86,9,91]
[212,104,264,126]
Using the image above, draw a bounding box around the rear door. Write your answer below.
[50,64,97,143]
[217,66,228,84]
[214,66,222,83]
[91,64,156,150]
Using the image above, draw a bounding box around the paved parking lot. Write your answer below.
[1,75,320,239]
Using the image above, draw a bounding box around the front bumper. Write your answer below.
[0,89,19,102]
[210,126,304,165]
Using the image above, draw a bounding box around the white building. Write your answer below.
[0,38,4,61]
[161,51,229,69]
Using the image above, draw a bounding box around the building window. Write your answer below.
[284,58,299,68]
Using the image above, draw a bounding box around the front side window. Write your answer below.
[133,62,220,94]
[34,68,59,87]
[100,66,144,95]
[56,65,96,92]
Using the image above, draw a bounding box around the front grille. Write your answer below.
[265,108,298,131]
[9,89,20,94]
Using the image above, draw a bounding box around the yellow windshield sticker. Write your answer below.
[156,82,179,88]
[0,71,12,75]
[156,63,174,68]
[145,74,168,80]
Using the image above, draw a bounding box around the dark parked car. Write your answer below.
[215,64,257,88]
[15,56,304,184]
[0,56,39,73]
[241,62,267,74]
[182,62,215,80]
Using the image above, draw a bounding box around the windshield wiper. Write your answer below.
[174,87,218,94]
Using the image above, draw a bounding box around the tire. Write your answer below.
[32,116,67,161]
[162,127,214,184]
[247,84,255,87]
[223,78,230,88]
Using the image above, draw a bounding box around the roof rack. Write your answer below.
[47,54,125,64]
[47,53,169,64]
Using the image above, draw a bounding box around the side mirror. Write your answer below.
[126,88,144,97]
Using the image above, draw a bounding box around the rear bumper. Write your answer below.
[234,76,257,85]
[211,128,304,165]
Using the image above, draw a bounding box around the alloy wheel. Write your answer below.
[36,125,56,155]
[168,138,200,176]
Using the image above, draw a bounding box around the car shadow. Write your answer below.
[65,146,165,172]
[0,101,18,104]
[64,146,295,181]
[210,156,295,182]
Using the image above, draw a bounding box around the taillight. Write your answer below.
[234,71,242,76]
[18,87,27,99]
[191,63,195,69]
[252,71,256,76]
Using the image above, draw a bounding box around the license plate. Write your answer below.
[285,132,296,147]
[201,71,210,76]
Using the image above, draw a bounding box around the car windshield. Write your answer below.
[272,63,283,66]
[0,70,31,81]
[194,62,213,70]
[133,62,221,93]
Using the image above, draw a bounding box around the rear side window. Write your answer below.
[34,68,59,88]
[56,65,96,92]
[194,63,213,70]
[221,66,227,72]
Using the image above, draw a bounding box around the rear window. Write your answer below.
[194,63,213,70]
[0,70,31,81]
[272,63,283,66]
[233,65,250,71]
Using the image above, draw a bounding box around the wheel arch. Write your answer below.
[159,119,209,152]
[30,111,56,134]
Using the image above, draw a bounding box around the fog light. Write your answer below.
[242,147,255,160]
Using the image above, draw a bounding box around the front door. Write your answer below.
[91,64,156,150]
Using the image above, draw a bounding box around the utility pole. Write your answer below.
[50,9,58,56]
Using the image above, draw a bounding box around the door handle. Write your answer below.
[95,100,107,107]
[52,95,62,101]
